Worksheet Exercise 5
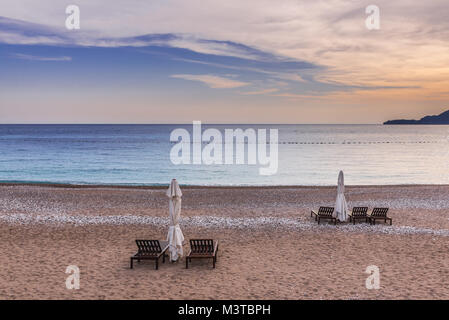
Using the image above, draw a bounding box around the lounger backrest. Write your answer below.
[135,240,161,254]
[190,239,214,254]
[352,207,368,217]
[371,207,389,217]
[318,206,334,217]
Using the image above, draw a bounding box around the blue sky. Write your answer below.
[0,1,448,123]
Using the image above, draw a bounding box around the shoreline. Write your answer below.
[2,182,449,190]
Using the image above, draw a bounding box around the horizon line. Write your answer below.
[0,122,383,125]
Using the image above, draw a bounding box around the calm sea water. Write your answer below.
[0,124,448,186]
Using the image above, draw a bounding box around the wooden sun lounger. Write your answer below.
[310,206,336,225]
[348,207,369,224]
[130,240,169,270]
[186,239,219,269]
[368,207,392,225]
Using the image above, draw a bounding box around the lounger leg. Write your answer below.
[162,253,166,263]
[317,218,320,225]
[130,258,133,269]
[213,257,216,268]
[155,258,159,270]
[186,258,189,269]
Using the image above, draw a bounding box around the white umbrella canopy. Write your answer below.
[166,179,185,261]
[334,170,348,222]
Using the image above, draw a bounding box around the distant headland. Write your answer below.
[384,109,449,125]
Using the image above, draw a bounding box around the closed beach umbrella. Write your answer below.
[334,170,348,222]
[166,179,185,261]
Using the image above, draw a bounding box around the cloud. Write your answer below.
[0,1,448,103]
[171,74,250,89]
[173,57,311,82]
[0,17,279,61]
[241,88,279,95]
[12,53,72,61]
[270,92,330,100]
[166,37,275,61]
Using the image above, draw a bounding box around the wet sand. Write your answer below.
[0,184,448,299]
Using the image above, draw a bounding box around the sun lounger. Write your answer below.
[348,206,369,224]
[368,207,392,225]
[130,240,169,270]
[186,239,219,269]
[310,206,336,225]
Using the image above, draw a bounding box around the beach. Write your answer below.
[0,184,448,299]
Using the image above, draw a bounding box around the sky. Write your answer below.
[0,0,448,124]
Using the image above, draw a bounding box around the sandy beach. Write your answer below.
[0,184,448,300]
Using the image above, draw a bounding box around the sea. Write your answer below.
[0,124,448,186]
